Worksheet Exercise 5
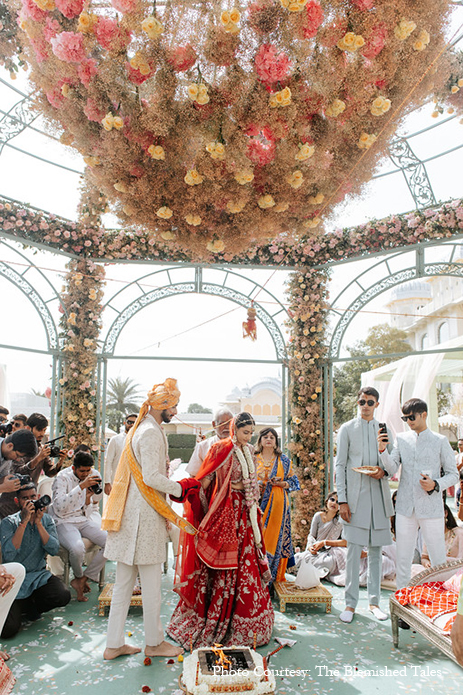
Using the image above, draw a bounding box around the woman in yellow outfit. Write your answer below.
[256,428,300,582]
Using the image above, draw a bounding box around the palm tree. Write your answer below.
[106,376,141,432]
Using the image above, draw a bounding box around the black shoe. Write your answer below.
[398,619,410,630]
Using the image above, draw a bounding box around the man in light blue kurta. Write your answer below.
[335,387,393,623]
[379,397,458,591]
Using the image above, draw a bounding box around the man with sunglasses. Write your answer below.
[378,397,458,594]
[335,387,394,624]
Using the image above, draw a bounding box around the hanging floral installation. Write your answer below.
[0,3,26,76]
[7,0,455,257]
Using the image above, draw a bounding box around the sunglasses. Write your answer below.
[358,399,375,407]
[401,414,416,422]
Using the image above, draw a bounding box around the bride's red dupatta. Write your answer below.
[173,436,236,607]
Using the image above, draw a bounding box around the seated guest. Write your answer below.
[0,483,70,638]
[11,415,27,432]
[0,415,64,519]
[50,451,107,601]
[294,492,348,583]
[420,504,463,567]
[0,563,25,661]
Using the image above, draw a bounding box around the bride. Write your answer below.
[167,412,274,649]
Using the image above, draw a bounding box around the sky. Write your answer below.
[1,7,463,414]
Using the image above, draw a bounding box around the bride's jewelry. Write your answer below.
[235,445,261,546]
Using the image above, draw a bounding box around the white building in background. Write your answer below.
[222,377,282,419]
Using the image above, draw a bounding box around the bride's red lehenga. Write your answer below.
[167,436,274,649]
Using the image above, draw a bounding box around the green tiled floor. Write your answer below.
[4,562,462,695]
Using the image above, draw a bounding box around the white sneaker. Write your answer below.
[339,610,354,623]
[370,606,388,620]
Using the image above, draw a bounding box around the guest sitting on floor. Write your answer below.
[0,482,70,638]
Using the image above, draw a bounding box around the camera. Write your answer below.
[33,494,51,511]
[0,422,13,437]
[46,434,65,458]
[89,479,103,496]
[12,474,32,486]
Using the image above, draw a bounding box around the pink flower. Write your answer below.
[78,59,98,86]
[85,419,93,427]
[46,84,65,108]
[125,61,153,85]
[20,0,47,22]
[51,32,87,63]
[43,17,61,41]
[55,0,84,19]
[84,98,106,122]
[300,1,324,40]
[362,24,388,59]
[352,0,374,9]
[167,44,197,72]
[111,0,137,12]
[255,44,291,85]
[95,17,131,52]
[84,240,92,246]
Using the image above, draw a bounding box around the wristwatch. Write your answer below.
[427,480,440,495]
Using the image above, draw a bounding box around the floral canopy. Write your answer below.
[4,0,457,258]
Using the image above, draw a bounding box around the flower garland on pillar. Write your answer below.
[59,257,105,453]
[286,267,330,545]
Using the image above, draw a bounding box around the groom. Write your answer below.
[102,378,198,660]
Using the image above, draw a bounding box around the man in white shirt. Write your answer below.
[186,408,233,476]
[104,414,137,495]
[378,397,458,591]
[50,451,107,601]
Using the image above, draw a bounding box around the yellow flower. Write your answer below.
[303,218,321,228]
[114,182,128,193]
[101,113,114,131]
[295,143,315,161]
[258,195,276,209]
[73,273,83,285]
[77,12,97,33]
[280,0,308,12]
[235,170,254,185]
[67,312,77,326]
[451,85,460,94]
[157,206,173,219]
[130,53,151,75]
[458,79,463,87]
[206,142,226,160]
[226,201,246,214]
[184,169,204,186]
[220,9,241,33]
[89,288,97,300]
[161,231,175,240]
[61,84,71,98]
[83,156,101,167]
[413,30,430,52]
[185,214,201,226]
[370,96,391,116]
[83,338,93,348]
[33,0,55,10]
[337,32,355,50]
[308,192,324,205]
[142,16,163,40]
[188,83,209,105]
[207,239,226,253]
[269,87,291,108]
[325,99,346,118]
[354,35,365,49]
[148,145,165,160]
[358,132,377,149]
[394,19,416,41]
[178,654,184,663]
[287,170,304,189]
[274,202,289,212]
[113,116,124,130]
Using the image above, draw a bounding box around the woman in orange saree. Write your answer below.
[167,413,274,649]
[256,427,300,583]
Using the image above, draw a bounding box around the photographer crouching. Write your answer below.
[0,429,38,499]
[50,450,107,602]
[0,413,67,520]
[0,482,70,638]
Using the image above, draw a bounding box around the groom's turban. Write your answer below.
[146,378,180,410]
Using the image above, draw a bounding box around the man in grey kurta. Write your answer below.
[335,387,393,623]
